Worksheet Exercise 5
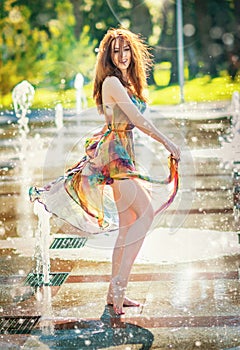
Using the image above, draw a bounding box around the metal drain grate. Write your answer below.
[50,237,87,249]
[0,316,40,334]
[25,272,69,287]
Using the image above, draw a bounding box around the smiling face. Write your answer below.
[111,37,131,76]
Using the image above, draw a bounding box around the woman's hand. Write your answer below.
[164,139,181,161]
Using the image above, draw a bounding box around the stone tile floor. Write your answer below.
[0,102,240,349]
[0,234,239,349]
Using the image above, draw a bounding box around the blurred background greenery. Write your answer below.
[1,0,240,109]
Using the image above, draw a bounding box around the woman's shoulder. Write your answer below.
[102,76,129,102]
[102,76,122,88]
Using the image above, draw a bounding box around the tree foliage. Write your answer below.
[155,0,240,83]
[0,0,240,99]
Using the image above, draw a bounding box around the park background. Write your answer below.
[1,0,240,110]
[0,2,240,348]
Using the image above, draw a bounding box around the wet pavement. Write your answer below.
[0,100,239,349]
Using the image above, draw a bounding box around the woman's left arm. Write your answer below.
[103,77,181,160]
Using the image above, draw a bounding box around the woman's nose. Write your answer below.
[121,50,126,58]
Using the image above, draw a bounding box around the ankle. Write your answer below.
[111,275,127,290]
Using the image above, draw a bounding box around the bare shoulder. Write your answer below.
[102,76,129,103]
[102,76,122,89]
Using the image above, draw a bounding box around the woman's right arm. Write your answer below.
[102,76,180,160]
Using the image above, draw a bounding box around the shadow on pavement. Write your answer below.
[36,305,154,350]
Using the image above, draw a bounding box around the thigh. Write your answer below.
[111,179,153,219]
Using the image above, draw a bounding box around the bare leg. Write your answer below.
[108,179,154,314]
[107,212,141,307]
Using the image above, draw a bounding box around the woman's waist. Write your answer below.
[108,123,134,132]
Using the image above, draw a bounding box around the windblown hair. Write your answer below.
[93,27,153,113]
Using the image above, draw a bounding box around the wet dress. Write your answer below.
[29,93,179,234]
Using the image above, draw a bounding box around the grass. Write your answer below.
[149,69,240,105]
[1,71,240,110]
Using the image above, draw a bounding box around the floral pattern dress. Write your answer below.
[29,95,179,234]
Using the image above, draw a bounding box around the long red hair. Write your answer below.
[93,27,152,113]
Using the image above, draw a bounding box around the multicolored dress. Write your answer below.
[29,95,179,234]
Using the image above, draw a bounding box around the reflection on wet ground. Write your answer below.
[0,102,239,349]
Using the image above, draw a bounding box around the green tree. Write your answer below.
[0,0,96,97]
[69,0,121,45]
[195,0,235,77]
[153,0,239,84]
[0,0,50,95]
[154,0,178,84]
[41,0,96,90]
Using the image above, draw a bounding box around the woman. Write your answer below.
[30,27,180,315]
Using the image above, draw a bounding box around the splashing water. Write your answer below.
[34,201,52,285]
[55,103,63,130]
[12,80,35,134]
[228,92,240,221]
[231,90,240,126]
[74,73,87,113]
[218,91,240,166]
[12,80,35,237]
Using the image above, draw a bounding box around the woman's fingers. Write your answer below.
[173,146,181,161]
[166,141,181,161]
